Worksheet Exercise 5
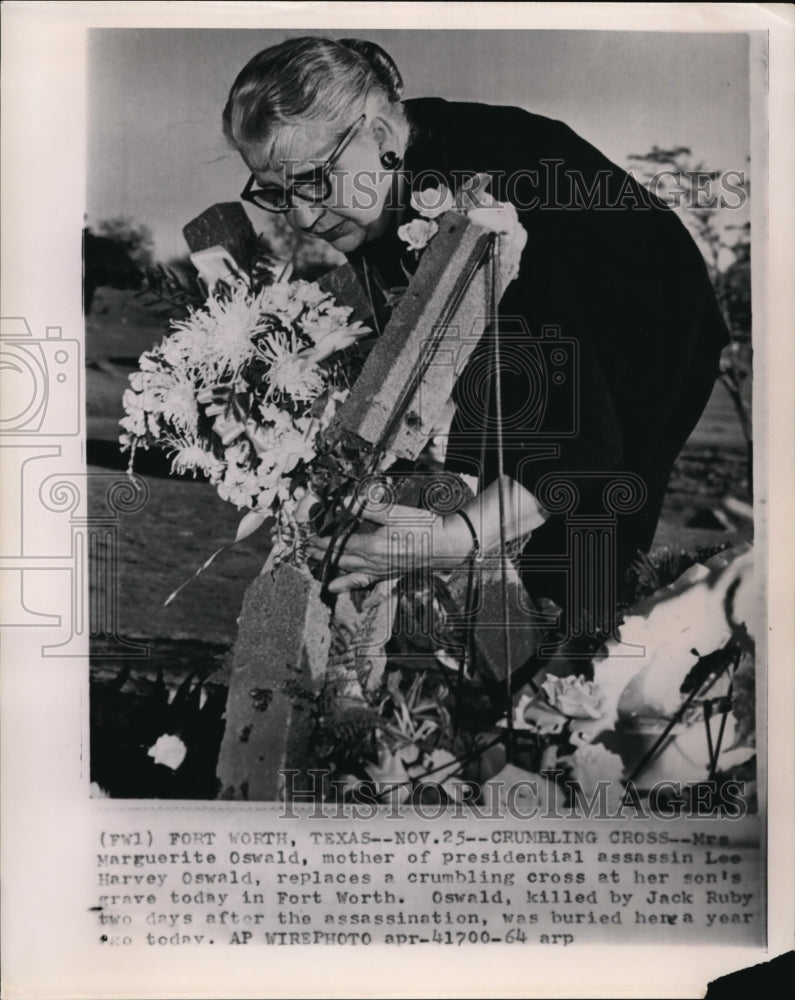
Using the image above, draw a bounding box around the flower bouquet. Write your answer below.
[120,175,527,574]
[120,274,373,569]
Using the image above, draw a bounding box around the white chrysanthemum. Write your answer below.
[160,331,197,368]
[170,284,273,377]
[275,357,324,401]
[135,369,199,433]
[120,275,368,535]
[256,327,325,402]
[162,378,200,431]
[170,441,224,479]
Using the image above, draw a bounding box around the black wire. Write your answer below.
[488,235,515,764]
[455,551,478,733]
[623,650,736,786]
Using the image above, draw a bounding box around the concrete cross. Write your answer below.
[183,203,537,800]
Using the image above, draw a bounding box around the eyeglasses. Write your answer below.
[241,114,366,214]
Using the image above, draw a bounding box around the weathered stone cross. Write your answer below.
[183,203,538,800]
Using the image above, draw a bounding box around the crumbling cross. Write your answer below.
[183,203,539,800]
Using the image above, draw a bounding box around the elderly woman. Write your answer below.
[222,36,729,651]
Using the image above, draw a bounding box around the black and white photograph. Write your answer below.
[86,26,759,811]
[2,3,793,998]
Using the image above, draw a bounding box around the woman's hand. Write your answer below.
[307,475,549,593]
[305,500,475,594]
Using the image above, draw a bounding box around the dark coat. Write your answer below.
[357,97,730,618]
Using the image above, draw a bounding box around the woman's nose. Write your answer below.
[289,202,326,233]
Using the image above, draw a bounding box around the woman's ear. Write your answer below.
[370,114,401,155]
[365,94,408,156]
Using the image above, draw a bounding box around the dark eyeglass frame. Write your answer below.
[241,114,366,214]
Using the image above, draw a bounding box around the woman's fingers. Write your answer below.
[306,531,397,592]
[305,507,445,588]
[326,572,376,594]
[305,533,372,559]
[321,552,383,574]
[306,532,384,570]
[340,494,434,526]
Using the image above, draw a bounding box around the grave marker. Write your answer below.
[184,205,536,799]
